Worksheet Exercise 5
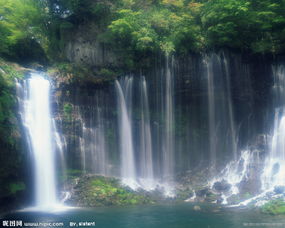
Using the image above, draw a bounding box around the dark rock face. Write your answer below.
[213,181,231,192]
[63,23,118,68]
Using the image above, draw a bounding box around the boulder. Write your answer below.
[213,180,231,192]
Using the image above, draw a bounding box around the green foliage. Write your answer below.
[60,169,83,182]
[0,0,47,58]
[261,199,285,215]
[0,60,25,200]
[1,0,285,67]
[63,103,73,121]
[98,68,117,78]
[108,5,201,55]
[0,60,24,141]
[201,0,285,53]
[8,182,26,195]
[49,62,118,85]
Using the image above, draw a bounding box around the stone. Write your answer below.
[213,180,231,192]
[193,205,201,211]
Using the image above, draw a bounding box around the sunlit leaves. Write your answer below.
[0,0,46,54]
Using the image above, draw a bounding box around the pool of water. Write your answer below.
[1,203,284,228]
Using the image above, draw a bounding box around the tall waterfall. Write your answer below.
[94,101,107,175]
[161,58,175,195]
[139,76,154,189]
[205,56,217,171]
[77,102,108,175]
[262,65,285,190]
[115,77,137,189]
[204,54,238,172]
[18,73,58,209]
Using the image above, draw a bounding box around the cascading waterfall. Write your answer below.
[77,103,108,175]
[115,77,137,189]
[209,150,253,204]
[38,52,267,203]
[161,57,175,196]
[204,53,238,173]
[205,56,217,171]
[94,100,107,175]
[79,114,87,173]
[262,65,285,191]
[138,76,155,190]
[17,73,58,209]
[211,64,285,207]
[223,55,238,161]
[13,52,284,211]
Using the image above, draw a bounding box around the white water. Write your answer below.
[18,73,58,210]
[205,56,217,171]
[219,65,285,207]
[261,65,285,191]
[162,57,175,196]
[139,76,155,190]
[77,104,108,175]
[223,54,238,161]
[94,101,107,175]
[115,78,138,189]
[204,53,238,172]
[209,150,252,204]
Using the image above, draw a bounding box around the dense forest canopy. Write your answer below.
[1,0,285,63]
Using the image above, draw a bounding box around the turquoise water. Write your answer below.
[1,203,285,228]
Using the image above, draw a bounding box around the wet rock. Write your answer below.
[213,180,231,192]
[193,205,201,211]
[205,191,221,203]
[196,187,210,197]
[274,186,285,194]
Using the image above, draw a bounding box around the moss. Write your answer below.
[176,187,193,200]
[68,175,154,207]
[9,182,26,195]
[98,68,117,78]
[63,103,73,121]
[0,59,26,202]
[48,63,119,86]
[261,199,285,215]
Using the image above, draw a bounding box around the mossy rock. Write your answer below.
[67,175,154,207]
[48,63,118,87]
[261,199,285,215]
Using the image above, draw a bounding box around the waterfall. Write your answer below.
[115,78,137,189]
[79,114,87,173]
[163,58,175,179]
[18,73,58,209]
[94,100,107,175]
[223,55,238,161]
[204,53,238,173]
[77,103,108,175]
[262,65,285,190]
[209,150,253,204]
[157,57,175,196]
[205,56,217,171]
[220,65,285,207]
[139,76,155,190]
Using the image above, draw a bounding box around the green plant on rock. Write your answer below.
[8,182,26,195]
[63,103,73,121]
[261,199,285,215]
[70,176,153,207]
